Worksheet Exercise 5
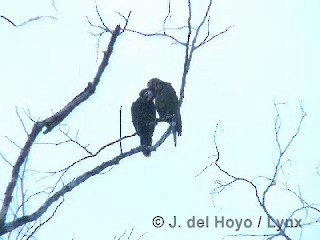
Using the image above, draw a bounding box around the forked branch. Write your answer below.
[0,25,121,230]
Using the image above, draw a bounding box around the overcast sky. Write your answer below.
[0,0,319,239]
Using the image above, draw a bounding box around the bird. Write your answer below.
[131,88,157,156]
[147,78,182,146]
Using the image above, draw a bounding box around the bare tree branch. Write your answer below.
[209,103,311,240]
[0,15,57,27]
[195,122,220,177]
[0,131,170,234]
[94,1,110,33]
[0,25,121,229]
[1,0,232,236]
[195,25,234,49]
[262,102,307,205]
[116,11,132,33]
[0,15,16,26]
[123,28,187,46]
[15,107,29,136]
[58,128,93,155]
[119,106,123,154]
[42,25,121,134]
[163,0,172,34]
[114,227,147,240]
[25,198,64,240]
[0,152,13,168]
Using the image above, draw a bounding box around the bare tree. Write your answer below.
[0,0,231,238]
[198,102,320,240]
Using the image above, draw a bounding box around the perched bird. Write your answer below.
[147,78,182,146]
[131,88,156,157]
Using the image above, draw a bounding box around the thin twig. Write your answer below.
[0,25,121,229]
[119,106,123,154]
[15,107,29,136]
[0,152,13,167]
[195,25,234,49]
[123,28,186,46]
[0,15,16,26]
[127,227,134,239]
[195,122,220,177]
[95,1,110,32]
[163,0,171,34]
[211,103,308,240]
[5,136,22,150]
[0,15,57,27]
[137,231,148,240]
[116,11,132,33]
[26,198,64,240]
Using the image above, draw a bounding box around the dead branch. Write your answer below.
[262,102,307,205]
[195,25,234,49]
[0,152,13,168]
[42,25,121,134]
[59,128,93,155]
[121,28,187,46]
[0,15,16,26]
[119,106,123,154]
[25,199,64,240]
[0,116,171,235]
[163,0,172,34]
[195,122,220,177]
[15,108,28,136]
[0,25,121,229]
[116,11,132,33]
[1,0,231,236]
[113,227,147,240]
[0,129,170,235]
[208,103,312,240]
[0,15,56,27]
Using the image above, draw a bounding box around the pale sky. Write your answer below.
[0,0,319,239]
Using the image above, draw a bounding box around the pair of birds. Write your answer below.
[131,78,182,157]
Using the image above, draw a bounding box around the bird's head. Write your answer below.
[147,78,161,92]
[139,88,154,102]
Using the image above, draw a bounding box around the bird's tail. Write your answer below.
[171,121,177,147]
[142,149,151,157]
[171,111,182,147]
[140,135,152,157]
[176,111,182,136]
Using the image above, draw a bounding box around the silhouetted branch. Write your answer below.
[116,11,132,33]
[25,198,64,240]
[95,2,110,33]
[195,25,234,49]
[43,25,121,134]
[0,152,13,168]
[119,106,123,154]
[1,0,230,236]
[0,15,16,26]
[0,15,56,27]
[0,127,171,235]
[124,28,187,46]
[113,227,147,240]
[0,25,121,230]
[163,0,171,34]
[209,103,315,240]
[262,102,307,205]
[195,122,221,177]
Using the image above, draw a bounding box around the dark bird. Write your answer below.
[147,78,182,146]
[131,88,156,157]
